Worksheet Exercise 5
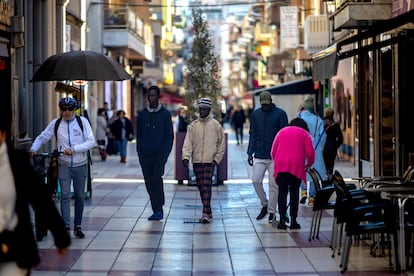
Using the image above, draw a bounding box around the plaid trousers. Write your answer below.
[193,163,215,215]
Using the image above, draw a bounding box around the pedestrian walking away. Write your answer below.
[322,107,343,177]
[30,97,96,239]
[271,118,315,229]
[297,96,327,206]
[231,104,246,145]
[110,109,134,163]
[182,97,226,224]
[247,91,288,223]
[136,85,174,221]
[0,117,71,275]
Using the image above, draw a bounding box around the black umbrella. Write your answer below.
[30,50,131,82]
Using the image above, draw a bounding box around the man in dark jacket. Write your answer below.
[247,91,288,223]
[136,85,174,221]
[0,119,70,274]
[231,105,246,145]
[110,109,134,163]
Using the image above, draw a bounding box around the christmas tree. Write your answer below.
[184,7,222,121]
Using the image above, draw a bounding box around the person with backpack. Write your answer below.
[30,97,95,239]
[297,96,327,206]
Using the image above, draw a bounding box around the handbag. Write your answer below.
[0,230,17,262]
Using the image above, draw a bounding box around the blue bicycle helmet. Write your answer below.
[59,97,78,109]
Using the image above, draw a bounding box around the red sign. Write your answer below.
[0,59,6,70]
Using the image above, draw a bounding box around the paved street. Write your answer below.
[31,124,404,276]
[90,123,358,185]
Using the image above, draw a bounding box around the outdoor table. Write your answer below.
[364,185,414,271]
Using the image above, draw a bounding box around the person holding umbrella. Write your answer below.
[30,97,96,239]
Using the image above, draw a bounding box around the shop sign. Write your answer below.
[280,6,298,51]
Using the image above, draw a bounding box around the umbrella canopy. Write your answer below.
[30,50,131,82]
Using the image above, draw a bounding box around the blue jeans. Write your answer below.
[59,164,86,227]
[116,138,128,158]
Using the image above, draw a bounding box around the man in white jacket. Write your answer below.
[182,98,225,224]
[30,97,95,239]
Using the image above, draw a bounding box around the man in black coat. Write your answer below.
[0,119,70,274]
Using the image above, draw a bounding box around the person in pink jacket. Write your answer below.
[271,118,315,230]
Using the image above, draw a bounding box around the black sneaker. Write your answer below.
[268,213,274,224]
[277,222,287,230]
[148,211,163,221]
[290,222,301,229]
[300,196,307,204]
[74,226,85,239]
[256,206,268,220]
[300,190,307,204]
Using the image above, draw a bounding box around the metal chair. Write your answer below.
[340,201,398,273]
[308,168,336,241]
[331,170,397,273]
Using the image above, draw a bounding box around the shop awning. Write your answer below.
[312,44,338,81]
[249,77,316,96]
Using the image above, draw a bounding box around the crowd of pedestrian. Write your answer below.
[0,84,346,273]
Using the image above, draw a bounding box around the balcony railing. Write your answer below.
[104,7,145,39]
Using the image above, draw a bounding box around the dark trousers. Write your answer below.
[276,172,301,220]
[193,163,215,215]
[139,153,167,213]
[323,149,337,176]
[234,125,244,144]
